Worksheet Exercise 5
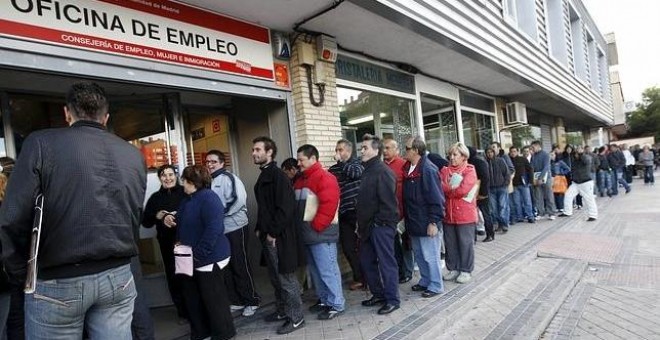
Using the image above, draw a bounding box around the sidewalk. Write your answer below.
[156,175,660,340]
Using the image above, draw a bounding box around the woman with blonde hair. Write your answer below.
[440,143,479,284]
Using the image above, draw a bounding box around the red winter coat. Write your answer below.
[293,162,340,233]
[440,162,479,225]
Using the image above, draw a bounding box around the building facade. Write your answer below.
[0,0,613,305]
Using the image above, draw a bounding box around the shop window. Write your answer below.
[462,110,495,151]
[421,93,458,157]
[339,87,415,155]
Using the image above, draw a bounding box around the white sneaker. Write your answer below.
[230,305,245,312]
[242,305,259,317]
[456,272,472,284]
[548,215,556,220]
[443,270,460,281]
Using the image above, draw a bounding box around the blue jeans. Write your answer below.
[611,168,630,195]
[489,186,510,228]
[411,235,443,293]
[306,242,345,311]
[26,264,136,340]
[511,185,534,221]
[597,170,612,196]
[644,166,655,184]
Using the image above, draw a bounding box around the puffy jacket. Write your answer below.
[402,156,445,237]
[441,163,479,225]
[0,121,146,281]
[293,162,340,244]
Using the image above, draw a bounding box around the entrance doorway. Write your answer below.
[0,68,292,310]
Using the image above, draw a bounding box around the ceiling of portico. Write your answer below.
[181,0,608,128]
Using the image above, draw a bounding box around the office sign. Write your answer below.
[0,0,275,80]
[336,55,415,94]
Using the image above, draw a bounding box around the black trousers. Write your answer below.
[339,211,362,282]
[223,225,260,306]
[181,264,236,340]
[157,233,187,319]
[477,198,494,238]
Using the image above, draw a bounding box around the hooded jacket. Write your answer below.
[210,169,249,233]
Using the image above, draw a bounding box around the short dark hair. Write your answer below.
[531,140,542,147]
[206,150,226,164]
[181,165,212,190]
[336,139,353,150]
[297,144,319,160]
[362,133,383,156]
[281,157,298,171]
[509,146,518,152]
[252,136,278,159]
[66,82,109,122]
[491,141,502,148]
[410,136,426,155]
[157,164,177,177]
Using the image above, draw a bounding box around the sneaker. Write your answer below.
[230,305,245,312]
[535,216,541,221]
[527,219,536,224]
[456,272,472,284]
[587,217,597,222]
[318,307,343,320]
[308,300,328,313]
[548,215,556,220]
[242,305,259,317]
[443,270,460,281]
[558,213,570,217]
[276,318,305,335]
[264,311,287,322]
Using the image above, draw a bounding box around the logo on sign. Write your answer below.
[212,119,221,133]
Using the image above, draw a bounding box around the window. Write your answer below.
[504,0,538,41]
[421,93,457,157]
[569,5,588,81]
[598,52,609,98]
[546,0,569,66]
[338,87,415,154]
[462,111,495,152]
[586,33,599,92]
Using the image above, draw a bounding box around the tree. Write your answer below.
[626,87,660,140]
[510,125,535,147]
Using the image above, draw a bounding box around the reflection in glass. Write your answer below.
[421,94,457,156]
[462,111,495,151]
[338,87,415,156]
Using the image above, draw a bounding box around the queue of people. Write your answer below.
[0,83,656,339]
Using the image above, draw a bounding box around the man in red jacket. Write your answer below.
[293,144,345,320]
[383,138,414,284]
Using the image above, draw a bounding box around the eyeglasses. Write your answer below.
[205,160,219,164]
[405,146,413,151]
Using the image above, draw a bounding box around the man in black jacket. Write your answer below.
[356,134,400,315]
[559,146,598,221]
[0,82,147,339]
[468,146,494,242]
[252,136,305,335]
[607,144,631,195]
